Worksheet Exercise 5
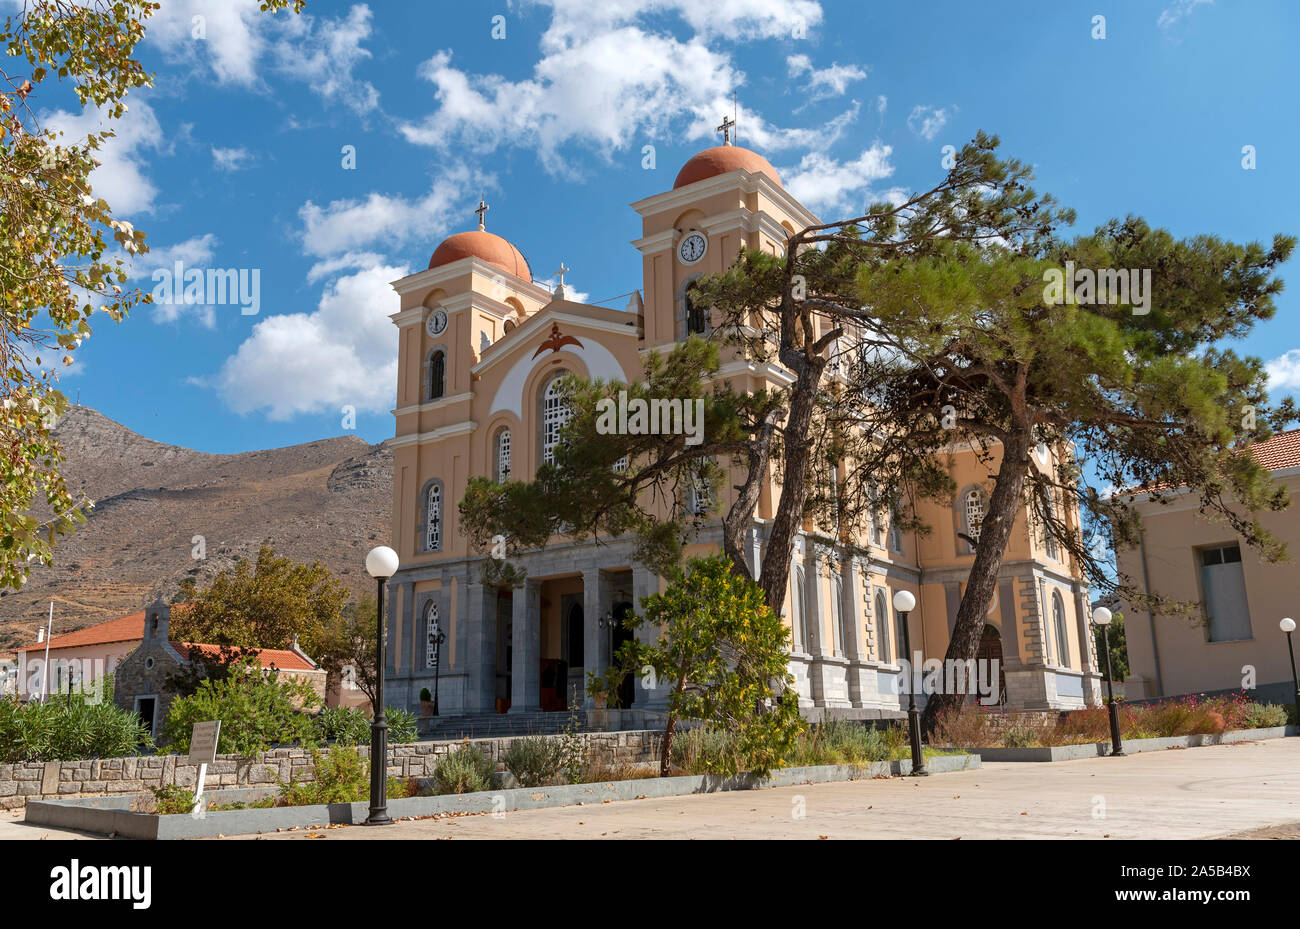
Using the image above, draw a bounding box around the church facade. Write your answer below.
[382,140,1103,721]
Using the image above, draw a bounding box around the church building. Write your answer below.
[382,133,1103,723]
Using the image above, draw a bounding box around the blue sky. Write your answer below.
[39,0,1300,452]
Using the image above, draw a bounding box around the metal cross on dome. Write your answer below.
[475,198,489,231]
[716,114,735,146]
[555,262,570,286]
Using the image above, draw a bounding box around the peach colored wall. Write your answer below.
[1117,471,1300,697]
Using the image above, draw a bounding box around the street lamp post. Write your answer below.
[1280,618,1300,729]
[429,620,445,716]
[364,545,400,826]
[1091,607,1125,757]
[892,589,927,776]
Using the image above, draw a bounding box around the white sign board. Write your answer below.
[188,720,220,766]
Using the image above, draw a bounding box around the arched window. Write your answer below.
[422,481,443,552]
[424,600,440,669]
[684,283,707,336]
[541,374,571,467]
[1042,488,1059,561]
[875,590,890,663]
[686,460,713,515]
[964,489,986,543]
[791,567,807,652]
[889,506,904,553]
[495,428,512,483]
[895,598,908,665]
[1052,591,1070,666]
[427,349,446,401]
[831,576,845,656]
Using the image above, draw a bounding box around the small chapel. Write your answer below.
[381,128,1102,727]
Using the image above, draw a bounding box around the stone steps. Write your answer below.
[418,712,576,741]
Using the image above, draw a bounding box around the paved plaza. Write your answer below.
[4,738,1299,841]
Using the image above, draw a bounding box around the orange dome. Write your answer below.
[428,230,531,279]
[673,145,783,190]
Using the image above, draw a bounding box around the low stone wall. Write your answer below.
[0,729,663,810]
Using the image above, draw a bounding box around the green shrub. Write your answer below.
[434,742,495,794]
[670,727,741,775]
[385,707,418,744]
[503,736,562,787]
[0,693,153,763]
[1241,702,1289,729]
[279,744,369,806]
[419,687,432,702]
[318,706,371,744]
[147,783,197,815]
[164,658,321,756]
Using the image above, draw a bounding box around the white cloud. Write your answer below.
[1266,350,1300,395]
[145,0,380,113]
[906,105,954,142]
[398,0,845,172]
[782,144,901,216]
[297,164,477,258]
[133,234,221,327]
[211,146,252,171]
[203,262,405,420]
[42,100,164,215]
[1158,0,1212,30]
[786,54,867,102]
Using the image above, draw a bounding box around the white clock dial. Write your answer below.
[426,309,447,337]
[678,232,707,265]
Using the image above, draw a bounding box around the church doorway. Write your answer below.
[563,600,584,709]
[976,624,1007,706]
[610,601,635,708]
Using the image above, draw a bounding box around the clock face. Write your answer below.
[426,309,447,337]
[678,232,707,265]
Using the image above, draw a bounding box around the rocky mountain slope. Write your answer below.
[0,407,393,653]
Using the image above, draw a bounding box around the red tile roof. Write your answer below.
[18,607,317,671]
[1245,428,1300,472]
[18,611,145,653]
[174,642,317,672]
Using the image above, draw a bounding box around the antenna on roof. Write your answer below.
[734,91,738,147]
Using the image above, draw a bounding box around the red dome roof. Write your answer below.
[673,145,783,190]
[428,230,531,279]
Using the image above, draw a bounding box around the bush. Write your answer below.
[0,693,153,763]
[503,736,562,787]
[164,658,321,756]
[146,783,197,815]
[1241,702,1289,729]
[385,707,418,744]
[434,742,495,794]
[419,687,432,702]
[317,706,370,744]
[670,727,742,775]
[279,744,369,806]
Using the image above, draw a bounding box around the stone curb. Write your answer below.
[24,752,980,839]
[966,725,1298,762]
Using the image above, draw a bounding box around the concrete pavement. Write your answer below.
[2,737,1298,840]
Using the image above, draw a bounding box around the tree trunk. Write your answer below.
[758,360,821,613]
[660,672,689,776]
[920,429,1032,734]
[721,418,775,582]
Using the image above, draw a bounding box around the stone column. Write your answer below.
[510,579,541,713]
[1074,584,1102,706]
[631,566,665,709]
[462,583,495,713]
[582,568,609,707]
[844,558,869,706]
[803,545,828,706]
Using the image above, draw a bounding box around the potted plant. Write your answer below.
[419,687,434,716]
[585,673,609,709]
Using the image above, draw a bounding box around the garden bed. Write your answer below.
[967,724,1297,762]
[25,752,981,839]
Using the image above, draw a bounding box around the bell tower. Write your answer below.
[628,135,819,353]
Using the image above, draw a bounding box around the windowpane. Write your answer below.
[496,429,511,483]
[426,484,442,551]
[428,351,445,400]
[1202,546,1251,641]
[425,602,440,669]
[542,377,571,467]
[965,490,985,543]
[875,591,889,663]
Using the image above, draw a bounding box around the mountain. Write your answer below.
[0,407,393,654]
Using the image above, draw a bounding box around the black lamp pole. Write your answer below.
[366,573,392,825]
[895,591,927,776]
[431,623,445,716]
[1093,608,1125,757]
[1281,619,1300,728]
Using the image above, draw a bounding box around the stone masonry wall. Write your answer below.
[0,729,663,811]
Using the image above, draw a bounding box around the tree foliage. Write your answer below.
[615,555,804,777]
[0,0,303,591]
[169,545,350,663]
